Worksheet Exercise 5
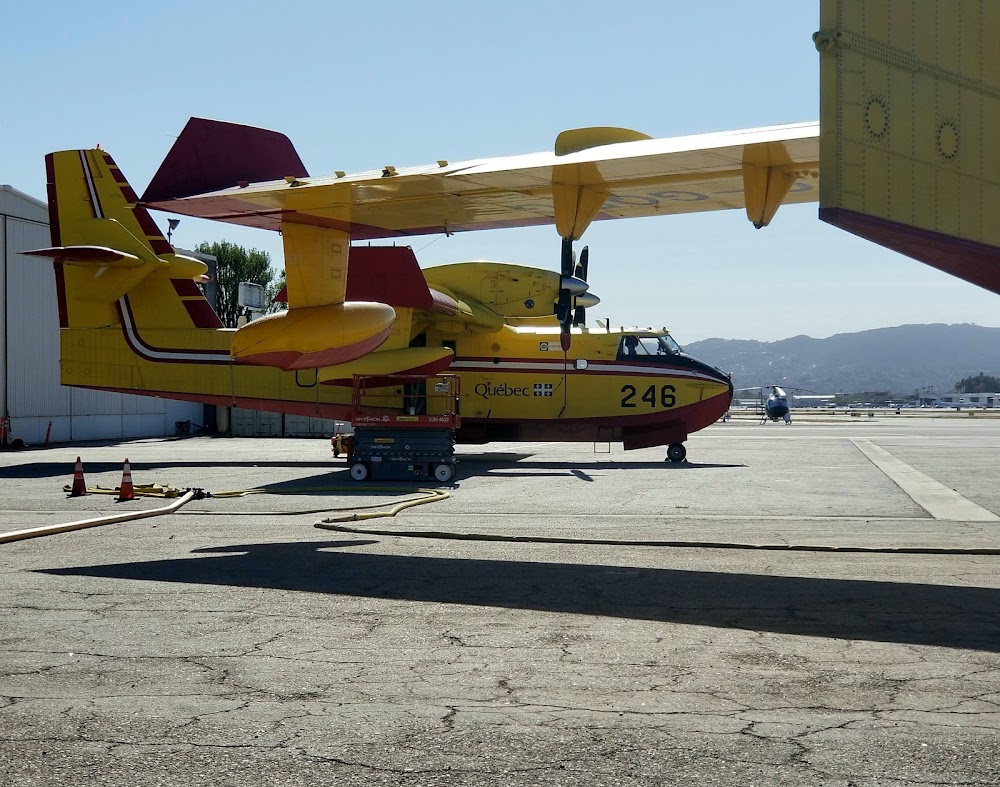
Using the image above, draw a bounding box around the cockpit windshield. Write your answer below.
[618,333,682,359]
[660,334,682,354]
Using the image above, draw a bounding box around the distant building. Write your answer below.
[1,185,203,446]
[919,393,1000,408]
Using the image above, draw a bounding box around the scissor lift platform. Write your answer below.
[346,374,460,482]
[348,427,456,482]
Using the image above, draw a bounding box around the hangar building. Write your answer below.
[1,185,203,447]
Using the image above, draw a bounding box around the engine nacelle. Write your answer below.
[231,301,395,370]
[425,262,563,319]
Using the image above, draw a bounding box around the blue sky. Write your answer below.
[3,1,997,343]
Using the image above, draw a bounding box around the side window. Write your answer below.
[618,335,640,359]
[618,335,660,359]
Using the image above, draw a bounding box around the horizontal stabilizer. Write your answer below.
[24,245,142,266]
[142,117,309,202]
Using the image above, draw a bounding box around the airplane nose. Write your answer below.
[693,357,731,387]
[673,352,732,397]
[691,357,733,403]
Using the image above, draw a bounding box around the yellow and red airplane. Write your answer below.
[28,118,819,463]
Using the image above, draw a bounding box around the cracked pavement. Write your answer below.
[1,418,999,785]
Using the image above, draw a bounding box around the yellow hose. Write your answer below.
[57,482,451,524]
[0,490,196,544]
[74,484,446,519]
[314,488,450,526]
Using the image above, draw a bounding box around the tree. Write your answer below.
[265,268,287,314]
[955,372,1000,393]
[195,241,275,328]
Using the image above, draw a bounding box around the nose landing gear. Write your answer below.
[666,443,687,463]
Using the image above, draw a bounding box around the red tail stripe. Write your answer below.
[53,262,69,328]
[102,154,129,184]
[44,154,61,246]
[171,279,203,297]
[182,300,225,329]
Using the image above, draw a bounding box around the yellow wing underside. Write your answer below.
[157,122,820,241]
[150,122,819,311]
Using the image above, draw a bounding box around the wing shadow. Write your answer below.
[39,540,1000,652]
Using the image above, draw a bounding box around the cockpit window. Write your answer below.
[618,334,681,359]
[660,334,682,354]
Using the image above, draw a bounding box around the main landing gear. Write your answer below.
[665,443,687,463]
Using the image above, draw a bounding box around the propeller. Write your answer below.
[556,238,576,351]
[555,239,600,350]
[573,246,589,326]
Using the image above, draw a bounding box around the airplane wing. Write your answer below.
[141,119,820,243]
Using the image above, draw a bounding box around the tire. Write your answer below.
[666,443,687,463]
[433,463,455,482]
[349,462,370,481]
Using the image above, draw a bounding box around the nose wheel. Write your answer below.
[666,443,687,463]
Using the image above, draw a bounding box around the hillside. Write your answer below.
[683,324,1000,395]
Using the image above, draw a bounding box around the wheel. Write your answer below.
[666,443,687,463]
[349,462,370,481]
[433,463,455,482]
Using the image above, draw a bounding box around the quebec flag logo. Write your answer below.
[534,383,553,397]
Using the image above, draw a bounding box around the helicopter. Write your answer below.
[733,386,833,424]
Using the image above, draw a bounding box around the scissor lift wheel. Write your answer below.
[350,462,370,481]
[433,463,456,482]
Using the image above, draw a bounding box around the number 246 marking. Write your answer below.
[621,384,676,408]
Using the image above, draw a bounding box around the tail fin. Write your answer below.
[26,149,221,330]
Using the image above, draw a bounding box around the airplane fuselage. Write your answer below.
[437,325,732,448]
[60,309,731,450]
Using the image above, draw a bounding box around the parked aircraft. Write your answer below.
[734,386,834,423]
[27,118,820,463]
[761,386,792,424]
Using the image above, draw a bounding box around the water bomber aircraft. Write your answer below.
[28,118,821,463]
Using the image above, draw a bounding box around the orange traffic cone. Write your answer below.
[117,458,135,501]
[69,456,87,497]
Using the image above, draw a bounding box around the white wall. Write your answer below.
[227,407,343,437]
[1,186,203,445]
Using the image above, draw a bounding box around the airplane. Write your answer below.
[26,117,820,466]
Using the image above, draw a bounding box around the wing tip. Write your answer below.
[142,117,309,203]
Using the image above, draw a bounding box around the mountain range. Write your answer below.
[683,323,1000,396]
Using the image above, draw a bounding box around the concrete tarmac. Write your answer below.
[1,416,999,785]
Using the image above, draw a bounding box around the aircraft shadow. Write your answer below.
[472,461,745,476]
[0,460,340,480]
[40,541,1000,652]
[2,459,744,482]
[459,452,745,471]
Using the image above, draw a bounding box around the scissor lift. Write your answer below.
[346,374,460,482]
